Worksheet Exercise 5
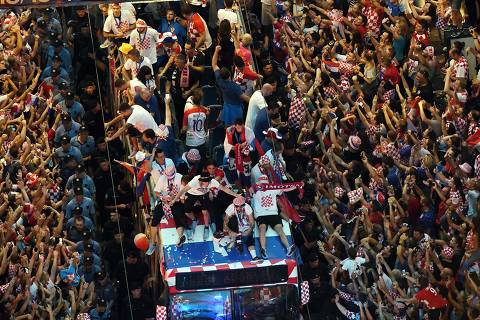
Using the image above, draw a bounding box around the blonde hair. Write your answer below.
[241,33,253,46]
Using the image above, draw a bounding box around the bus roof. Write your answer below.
[160,218,293,269]
[160,217,298,294]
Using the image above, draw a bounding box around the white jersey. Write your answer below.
[124,56,153,79]
[130,27,160,64]
[252,189,282,217]
[154,173,183,199]
[187,175,221,196]
[183,105,208,147]
[127,105,159,134]
[225,203,253,232]
[103,10,136,37]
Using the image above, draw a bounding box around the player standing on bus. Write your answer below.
[252,175,296,259]
[182,88,209,158]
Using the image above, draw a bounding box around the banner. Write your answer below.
[0,0,179,9]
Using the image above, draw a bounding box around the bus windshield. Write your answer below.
[170,285,298,320]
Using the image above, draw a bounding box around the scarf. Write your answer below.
[161,177,178,219]
[288,92,306,129]
[180,65,190,88]
[253,182,304,197]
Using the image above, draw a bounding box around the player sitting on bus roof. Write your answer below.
[170,171,241,241]
[223,196,263,262]
[252,175,296,259]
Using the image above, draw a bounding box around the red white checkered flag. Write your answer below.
[300,281,310,305]
[156,305,167,320]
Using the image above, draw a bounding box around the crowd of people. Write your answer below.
[0,0,480,319]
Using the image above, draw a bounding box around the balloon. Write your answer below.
[134,233,149,251]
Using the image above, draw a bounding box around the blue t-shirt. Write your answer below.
[158,19,187,46]
[134,94,162,124]
[155,126,176,160]
[393,35,406,62]
[385,0,402,16]
[70,136,96,157]
[215,70,243,106]
[254,108,270,143]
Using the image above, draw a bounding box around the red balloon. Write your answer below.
[134,233,149,251]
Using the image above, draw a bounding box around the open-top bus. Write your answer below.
[160,216,300,319]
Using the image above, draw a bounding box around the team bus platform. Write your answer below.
[160,216,300,320]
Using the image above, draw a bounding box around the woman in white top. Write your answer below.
[171,172,240,241]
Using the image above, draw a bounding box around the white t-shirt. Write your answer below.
[124,56,153,79]
[225,203,253,232]
[218,9,238,25]
[129,78,147,96]
[187,175,221,196]
[252,189,282,217]
[129,28,160,64]
[103,10,136,37]
[127,104,159,134]
[183,106,208,147]
[341,257,366,277]
[108,3,136,17]
[245,90,267,130]
[154,173,182,198]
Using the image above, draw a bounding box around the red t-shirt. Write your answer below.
[415,286,448,310]
[383,65,400,85]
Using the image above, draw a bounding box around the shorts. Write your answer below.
[184,193,210,213]
[152,202,186,228]
[256,215,282,229]
[227,217,255,247]
[450,0,461,10]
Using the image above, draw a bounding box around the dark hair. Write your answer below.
[114,78,126,88]
[224,0,234,7]
[233,55,245,68]
[192,88,203,105]
[218,19,231,38]
[176,53,187,62]
[137,65,152,84]
[118,102,131,112]
[234,118,243,125]
[143,128,156,139]
[129,48,140,57]
[181,3,192,17]
[220,67,231,80]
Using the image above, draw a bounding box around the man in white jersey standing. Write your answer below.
[182,88,209,158]
[129,19,160,72]
[252,175,296,259]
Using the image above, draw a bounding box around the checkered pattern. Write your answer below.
[261,195,274,208]
[135,32,153,51]
[0,283,9,294]
[382,89,396,102]
[442,246,454,259]
[453,56,469,80]
[475,155,480,178]
[436,6,448,31]
[323,86,337,99]
[76,314,91,320]
[369,177,383,192]
[453,118,467,137]
[165,259,298,293]
[327,9,344,22]
[334,187,345,198]
[469,124,479,137]
[156,305,167,320]
[340,79,350,92]
[347,188,363,204]
[383,142,400,161]
[366,124,381,137]
[288,94,306,129]
[362,5,381,37]
[300,281,310,305]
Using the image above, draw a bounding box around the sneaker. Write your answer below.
[287,244,296,257]
[146,243,156,255]
[251,256,263,264]
[186,229,193,241]
[260,248,267,260]
[203,227,210,241]
[176,235,186,248]
[236,240,243,254]
[100,39,112,49]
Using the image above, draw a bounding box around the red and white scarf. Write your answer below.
[180,66,190,88]
[253,181,304,197]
